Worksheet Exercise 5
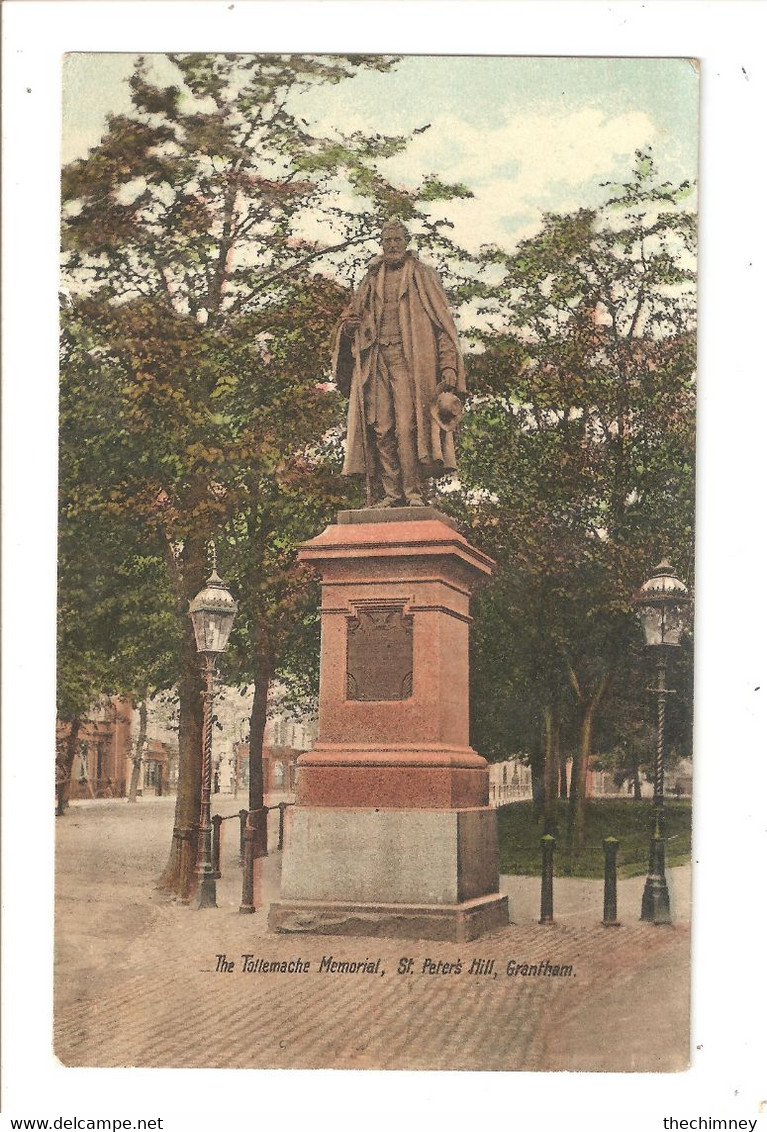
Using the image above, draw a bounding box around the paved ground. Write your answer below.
[54,796,691,1073]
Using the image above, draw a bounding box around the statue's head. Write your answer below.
[380,219,409,267]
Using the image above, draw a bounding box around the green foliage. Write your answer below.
[58,54,478,850]
[58,307,181,719]
[62,53,473,325]
[497,798,691,878]
[447,152,695,841]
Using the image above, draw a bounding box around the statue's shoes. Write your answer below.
[404,497,427,507]
[369,497,403,509]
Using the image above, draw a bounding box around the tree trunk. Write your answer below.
[156,625,204,899]
[567,672,610,860]
[531,760,543,814]
[542,706,560,833]
[157,538,207,900]
[568,701,596,857]
[56,718,81,816]
[128,697,148,803]
[529,724,544,817]
[559,749,569,799]
[248,651,273,858]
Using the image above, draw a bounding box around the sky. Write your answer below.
[62,53,699,255]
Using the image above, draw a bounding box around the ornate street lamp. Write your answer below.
[189,560,238,909]
[633,559,691,924]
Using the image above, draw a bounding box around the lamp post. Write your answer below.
[189,563,238,909]
[633,559,690,925]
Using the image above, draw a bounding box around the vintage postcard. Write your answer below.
[52,49,697,1074]
[5,4,765,1126]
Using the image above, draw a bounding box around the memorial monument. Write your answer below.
[269,222,509,941]
[331,217,466,509]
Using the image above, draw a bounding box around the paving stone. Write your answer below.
[54,797,690,1072]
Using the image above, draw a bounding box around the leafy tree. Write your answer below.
[453,151,695,856]
[57,307,181,813]
[60,53,474,895]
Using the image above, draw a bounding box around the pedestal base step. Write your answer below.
[268,893,509,943]
[336,506,460,531]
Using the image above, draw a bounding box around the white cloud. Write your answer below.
[431,193,543,255]
[383,107,654,195]
[375,107,656,251]
[496,108,654,200]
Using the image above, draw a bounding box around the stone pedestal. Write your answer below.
[268,508,509,941]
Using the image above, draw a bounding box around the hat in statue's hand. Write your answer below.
[430,382,463,432]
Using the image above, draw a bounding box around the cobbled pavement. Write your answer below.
[54,797,690,1073]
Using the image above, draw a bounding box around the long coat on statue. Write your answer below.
[331,252,466,480]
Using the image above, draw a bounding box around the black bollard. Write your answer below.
[539,834,555,924]
[602,836,620,927]
[211,814,223,879]
[238,808,248,866]
[239,817,256,915]
[278,802,287,851]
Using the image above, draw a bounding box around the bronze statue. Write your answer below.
[332,219,465,508]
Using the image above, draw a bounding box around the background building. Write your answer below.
[57,687,317,803]
[56,697,133,799]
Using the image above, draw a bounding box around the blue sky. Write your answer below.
[62,53,698,254]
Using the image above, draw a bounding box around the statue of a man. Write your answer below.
[332,219,465,508]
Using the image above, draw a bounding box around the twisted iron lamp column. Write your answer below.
[641,652,671,924]
[195,653,218,909]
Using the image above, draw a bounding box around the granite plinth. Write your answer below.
[295,753,487,808]
[279,807,499,905]
[271,517,505,941]
[295,518,493,809]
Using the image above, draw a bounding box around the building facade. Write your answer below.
[56,697,177,800]
[56,697,133,799]
[57,690,322,804]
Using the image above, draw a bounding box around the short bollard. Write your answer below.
[211,815,223,879]
[238,808,248,866]
[539,834,555,924]
[602,836,620,927]
[240,817,256,915]
[278,802,287,851]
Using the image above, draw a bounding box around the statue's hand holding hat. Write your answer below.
[430,381,463,432]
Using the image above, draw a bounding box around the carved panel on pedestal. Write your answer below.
[346,605,413,701]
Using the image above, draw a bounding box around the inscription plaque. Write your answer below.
[346,606,413,701]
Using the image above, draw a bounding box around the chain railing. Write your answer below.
[208,801,296,886]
